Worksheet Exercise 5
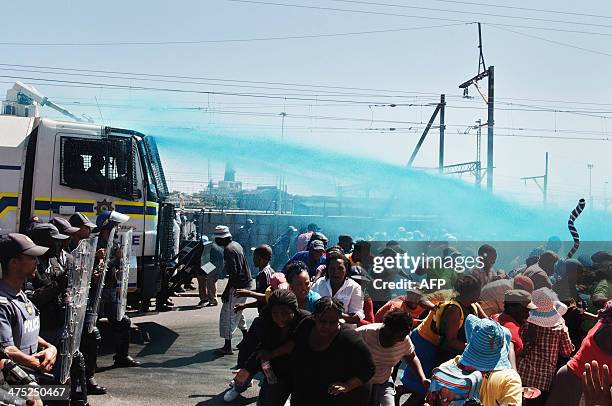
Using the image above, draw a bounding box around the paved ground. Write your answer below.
[89,280,262,406]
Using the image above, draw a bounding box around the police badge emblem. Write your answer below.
[96,199,114,215]
[25,302,33,315]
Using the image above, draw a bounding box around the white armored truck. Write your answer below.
[0,82,176,303]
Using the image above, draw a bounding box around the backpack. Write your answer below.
[419,300,478,346]
[427,362,483,406]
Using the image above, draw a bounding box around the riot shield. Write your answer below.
[59,235,97,384]
[116,230,133,320]
[86,227,116,334]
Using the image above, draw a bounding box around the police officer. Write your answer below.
[79,210,139,396]
[0,233,57,376]
[96,211,140,369]
[29,221,89,406]
[67,213,97,251]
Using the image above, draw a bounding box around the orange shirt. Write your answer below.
[374,297,425,323]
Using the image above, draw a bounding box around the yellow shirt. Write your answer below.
[443,356,523,406]
[480,368,523,406]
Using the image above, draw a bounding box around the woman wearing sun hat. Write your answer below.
[428,314,523,406]
[517,287,574,405]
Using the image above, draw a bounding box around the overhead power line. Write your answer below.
[226,0,612,32]
[416,0,612,20]
[2,62,612,109]
[0,23,466,46]
[490,25,612,58]
[0,62,455,98]
[2,73,612,120]
[28,97,610,139]
[331,0,612,28]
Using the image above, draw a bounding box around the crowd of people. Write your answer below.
[205,223,611,406]
[0,214,610,406]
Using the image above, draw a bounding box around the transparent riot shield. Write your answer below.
[116,230,133,321]
[86,227,116,334]
[59,235,97,384]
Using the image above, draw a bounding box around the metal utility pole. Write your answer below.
[278,112,287,214]
[459,23,494,191]
[439,94,446,173]
[407,96,445,167]
[486,66,494,191]
[475,119,483,186]
[520,152,549,204]
[587,163,594,203]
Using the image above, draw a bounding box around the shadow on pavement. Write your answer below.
[192,391,257,405]
[98,321,179,357]
[138,349,224,369]
[176,305,203,311]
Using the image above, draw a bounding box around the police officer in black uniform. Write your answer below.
[0,233,58,379]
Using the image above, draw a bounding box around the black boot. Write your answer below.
[86,377,107,395]
[113,355,141,368]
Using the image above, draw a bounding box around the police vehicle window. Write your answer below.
[60,137,137,199]
[137,140,158,201]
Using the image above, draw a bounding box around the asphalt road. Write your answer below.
[89,280,261,406]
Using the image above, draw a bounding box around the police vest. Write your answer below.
[0,294,40,355]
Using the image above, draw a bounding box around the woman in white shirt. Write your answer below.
[311,252,364,324]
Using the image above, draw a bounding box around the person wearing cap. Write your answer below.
[28,222,88,405]
[96,211,140,368]
[51,217,80,251]
[0,234,57,376]
[282,239,326,279]
[311,251,364,325]
[214,225,253,356]
[517,287,574,404]
[430,315,523,406]
[479,275,535,318]
[356,310,428,406]
[79,210,137,397]
[68,212,97,251]
[491,289,538,358]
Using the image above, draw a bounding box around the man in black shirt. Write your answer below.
[214,225,253,355]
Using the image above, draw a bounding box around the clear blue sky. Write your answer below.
[2,0,611,210]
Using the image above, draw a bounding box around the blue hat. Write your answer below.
[95,210,129,231]
[459,314,512,371]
